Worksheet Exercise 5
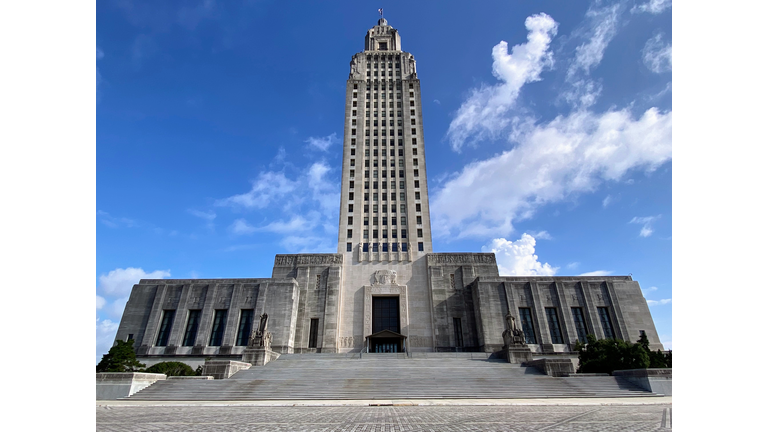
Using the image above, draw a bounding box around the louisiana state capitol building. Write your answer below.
[114,19,663,366]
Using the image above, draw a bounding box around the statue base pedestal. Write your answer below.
[505,345,533,364]
[242,347,280,366]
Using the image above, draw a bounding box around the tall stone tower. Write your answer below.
[337,18,433,258]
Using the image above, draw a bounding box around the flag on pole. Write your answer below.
[378,8,383,17]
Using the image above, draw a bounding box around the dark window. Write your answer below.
[348,216,353,225]
[347,229,353,238]
[545,308,564,344]
[418,242,424,251]
[572,307,588,343]
[346,242,352,252]
[348,204,353,212]
[392,242,398,252]
[236,310,254,346]
[308,318,319,348]
[416,216,422,224]
[372,242,379,252]
[401,229,407,238]
[182,310,201,346]
[598,307,616,339]
[349,192,354,200]
[401,242,408,251]
[414,180,419,188]
[373,297,399,333]
[363,243,369,252]
[519,308,537,344]
[416,204,421,212]
[417,229,423,237]
[382,243,388,252]
[454,318,464,347]
[209,310,227,346]
[155,310,175,346]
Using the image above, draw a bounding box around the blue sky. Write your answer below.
[96,0,672,362]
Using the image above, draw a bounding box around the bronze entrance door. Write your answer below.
[372,297,400,352]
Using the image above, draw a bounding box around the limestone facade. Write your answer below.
[112,19,665,362]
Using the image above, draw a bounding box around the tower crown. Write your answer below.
[365,19,401,52]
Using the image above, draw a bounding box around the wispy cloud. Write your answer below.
[177,0,217,30]
[446,13,558,152]
[647,298,671,306]
[483,234,558,276]
[305,133,340,152]
[602,195,613,208]
[579,270,613,276]
[630,215,661,237]
[230,218,258,235]
[97,210,138,229]
[562,2,623,108]
[631,0,671,15]
[642,33,672,73]
[217,151,340,252]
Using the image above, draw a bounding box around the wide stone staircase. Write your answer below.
[127,353,661,401]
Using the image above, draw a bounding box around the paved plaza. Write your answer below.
[96,402,672,431]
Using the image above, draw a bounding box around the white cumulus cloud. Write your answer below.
[432,108,672,239]
[446,13,558,151]
[483,234,558,276]
[98,267,171,296]
[642,33,672,73]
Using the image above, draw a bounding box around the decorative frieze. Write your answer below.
[427,253,496,265]
[274,254,343,267]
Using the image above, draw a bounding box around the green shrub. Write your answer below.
[144,361,196,376]
[574,334,649,374]
[96,340,146,372]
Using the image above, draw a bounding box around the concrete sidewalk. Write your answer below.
[97,395,672,407]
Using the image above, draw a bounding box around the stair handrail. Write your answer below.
[358,339,368,359]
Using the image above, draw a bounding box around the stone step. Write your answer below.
[127,354,660,401]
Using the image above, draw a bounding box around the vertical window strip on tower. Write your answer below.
[182,310,201,346]
[235,309,254,346]
[518,308,537,344]
[545,308,564,344]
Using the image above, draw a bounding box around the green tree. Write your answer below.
[96,340,146,372]
[638,331,672,368]
[574,334,650,374]
[145,361,196,376]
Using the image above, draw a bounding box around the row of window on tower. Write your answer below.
[349,134,418,147]
[350,148,418,157]
[154,309,255,348]
[344,242,425,253]
[514,307,616,345]
[348,158,418,169]
[349,215,423,226]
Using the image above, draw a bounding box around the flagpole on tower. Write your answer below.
[378,8,383,18]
